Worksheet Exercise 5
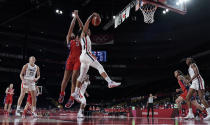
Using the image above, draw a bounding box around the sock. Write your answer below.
[17,106,20,110]
[105,76,112,84]
[60,91,65,96]
[32,106,36,112]
[189,108,193,114]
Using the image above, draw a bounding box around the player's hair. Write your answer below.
[29,56,36,61]
[176,70,183,76]
[187,57,196,64]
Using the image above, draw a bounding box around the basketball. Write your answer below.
[92,15,101,26]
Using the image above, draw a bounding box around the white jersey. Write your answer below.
[80,80,90,95]
[24,63,37,81]
[148,97,154,103]
[188,63,204,83]
[80,35,92,54]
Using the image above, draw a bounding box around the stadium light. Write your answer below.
[176,2,180,5]
[55,9,63,15]
[163,10,166,14]
[72,13,75,17]
[113,16,116,19]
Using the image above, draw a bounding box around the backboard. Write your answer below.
[141,0,187,15]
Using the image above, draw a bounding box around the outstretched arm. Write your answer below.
[20,64,27,82]
[74,10,83,30]
[81,13,99,37]
[34,66,40,82]
[66,17,76,44]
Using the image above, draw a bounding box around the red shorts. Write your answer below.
[180,91,188,100]
[5,96,13,105]
[66,56,80,71]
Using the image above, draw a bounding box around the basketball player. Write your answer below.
[58,10,83,108]
[22,86,40,118]
[4,83,14,116]
[72,12,121,102]
[15,56,40,117]
[185,58,210,120]
[174,70,204,115]
[77,74,90,118]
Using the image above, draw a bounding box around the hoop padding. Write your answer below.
[140,3,157,24]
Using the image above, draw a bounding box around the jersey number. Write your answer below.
[29,72,34,76]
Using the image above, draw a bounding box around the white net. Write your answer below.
[140,3,157,24]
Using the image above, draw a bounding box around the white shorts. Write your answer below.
[78,52,103,82]
[80,52,96,65]
[22,79,36,91]
[190,79,205,90]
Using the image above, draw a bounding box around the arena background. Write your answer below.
[0,0,209,108]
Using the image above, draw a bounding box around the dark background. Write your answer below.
[0,0,209,107]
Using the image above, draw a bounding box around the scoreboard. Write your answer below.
[92,51,107,62]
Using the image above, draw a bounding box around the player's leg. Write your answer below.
[185,88,195,118]
[198,89,210,120]
[59,69,73,103]
[22,103,30,118]
[72,63,89,103]
[191,100,204,111]
[198,89,209,109]
[7,96,13,114]
[30,85,37,116]
[90,60,121,88]
[7,103,12,115]
[65,69,80,108]
[176,96,184,110]
[16,86,27,116]
[151,104,154,118]
[147,104,151,117]
[78,97,86,118]
[4,103,8,115]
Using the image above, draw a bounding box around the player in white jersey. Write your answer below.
[15,56,40,117]
[185,58,210,120]
[77,74,90,118]
[72,12,121,102]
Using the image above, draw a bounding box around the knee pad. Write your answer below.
[97,64,105,74]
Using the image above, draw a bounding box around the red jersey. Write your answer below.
[178,80,188,93]
[6,88,14,97]
[69,39,81,58]
[5,88,14,104]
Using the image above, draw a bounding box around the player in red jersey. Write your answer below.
[4,83,14,116]
[58,10,83,108]
[174,70,204,116]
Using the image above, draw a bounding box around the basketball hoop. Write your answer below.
[140,2,157,24]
